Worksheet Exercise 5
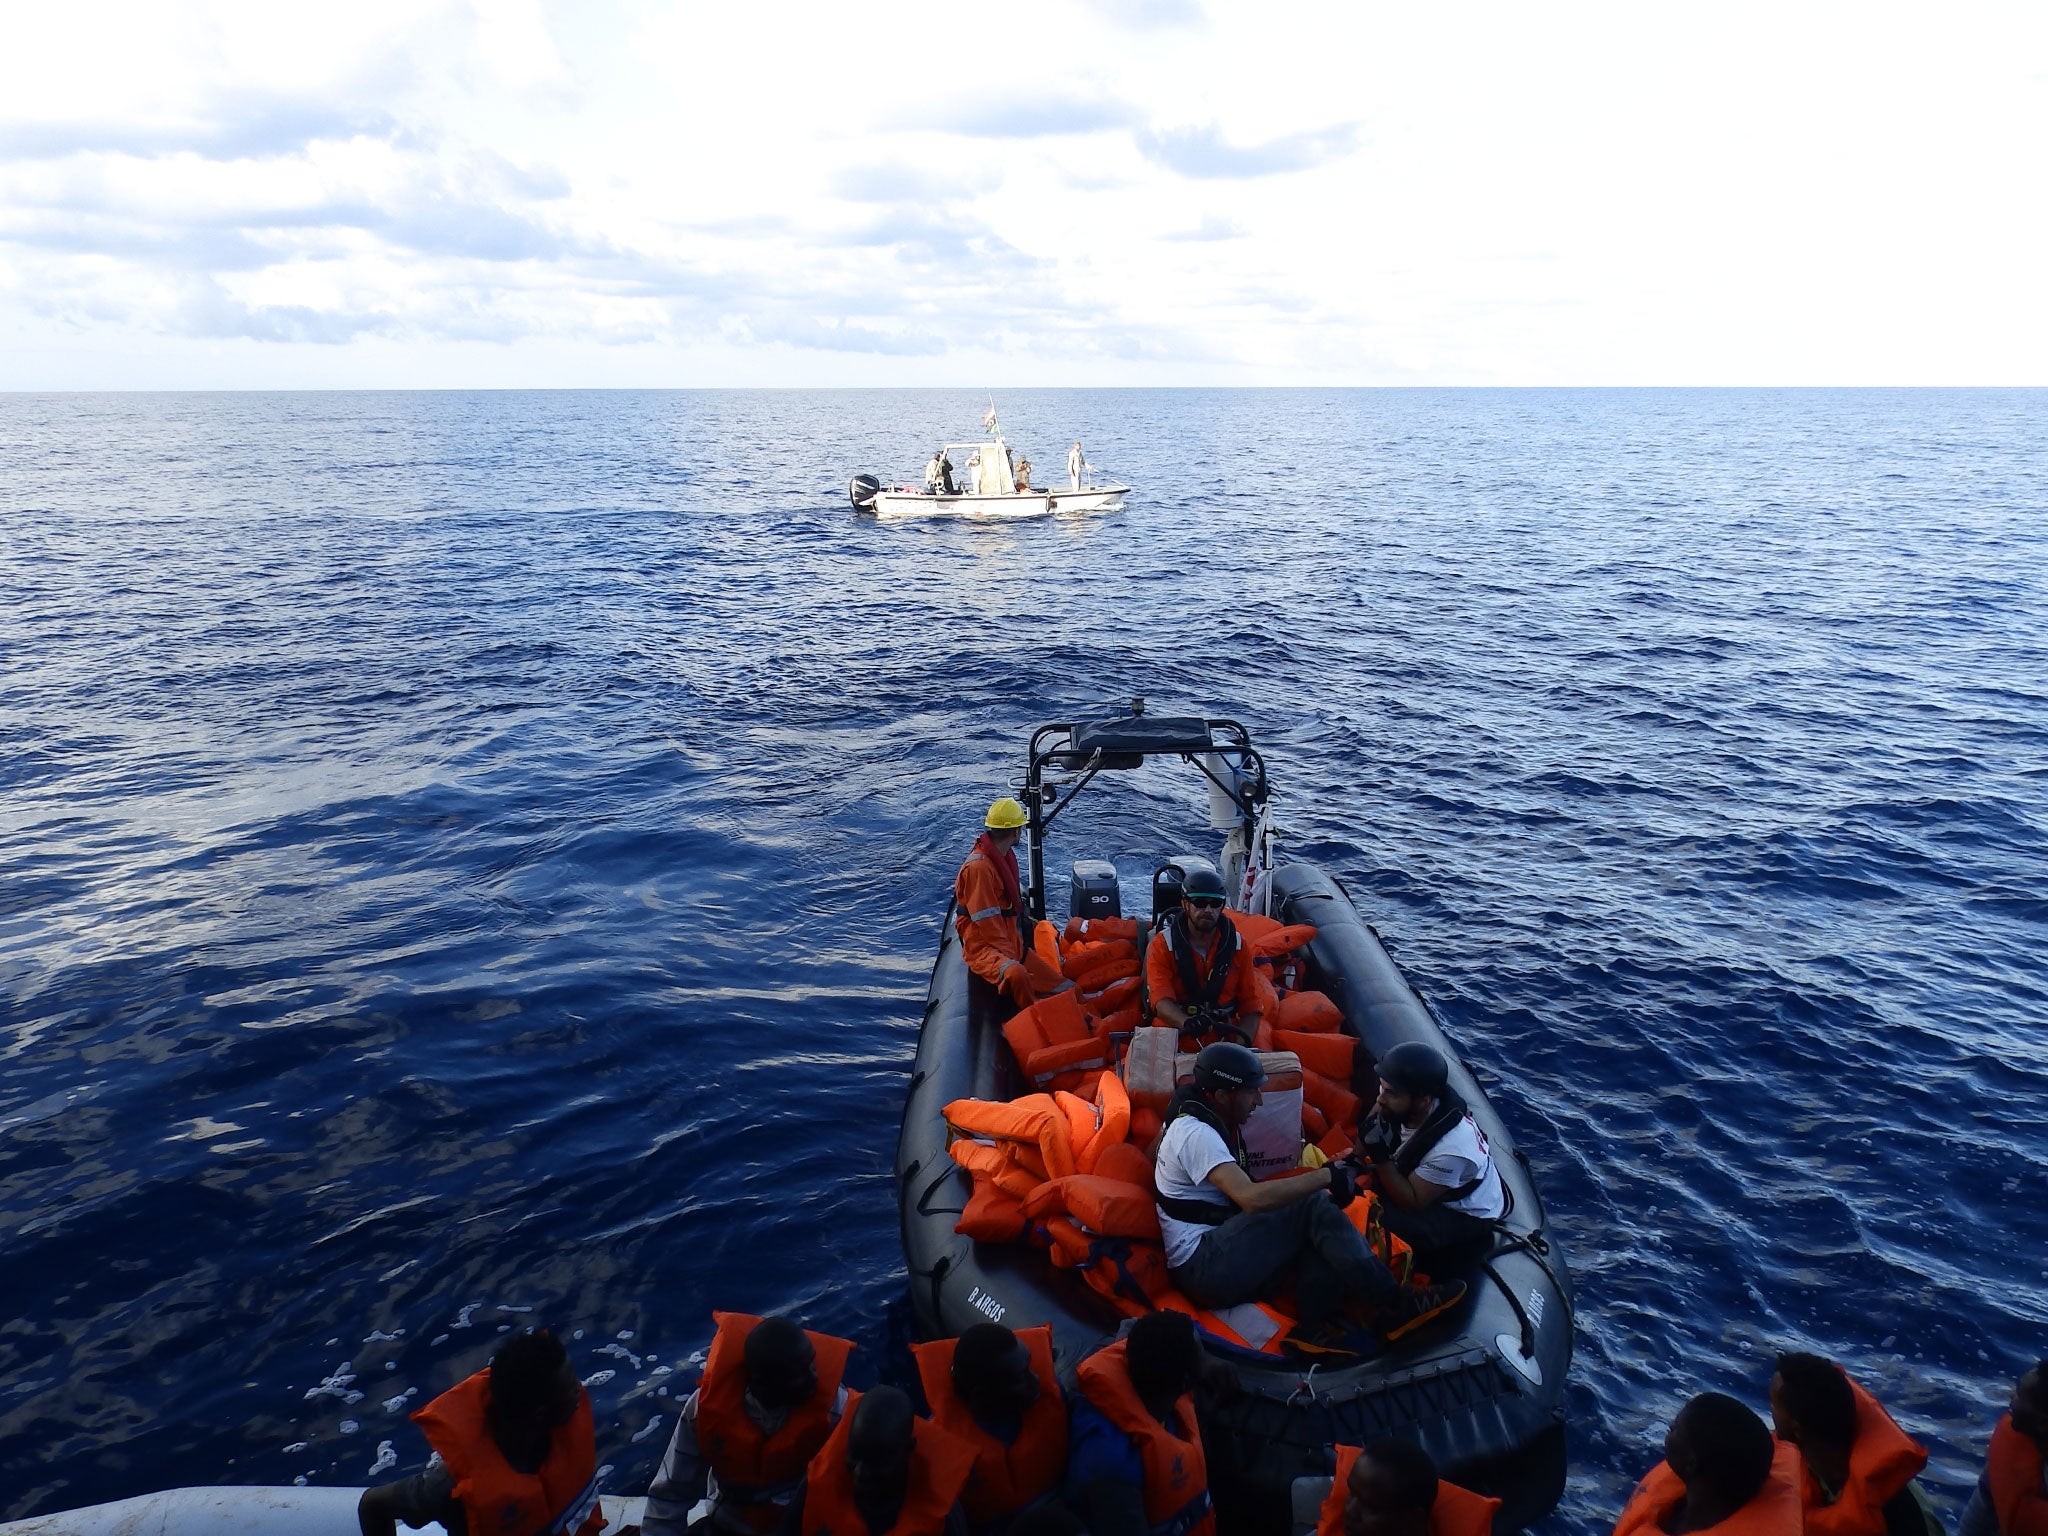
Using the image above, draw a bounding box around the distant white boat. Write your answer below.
[848,407,1128,521]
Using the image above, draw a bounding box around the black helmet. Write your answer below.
[1181,866,1227,902]
[1192,1041,1265,1093]
[1376,1041,1449,1097]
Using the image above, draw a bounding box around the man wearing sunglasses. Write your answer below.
[1145,866,1263,1045]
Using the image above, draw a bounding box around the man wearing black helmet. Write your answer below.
[1144,867,1263,1044]
[1356,1042,1505,1263]
[1153,1041,1465,1348]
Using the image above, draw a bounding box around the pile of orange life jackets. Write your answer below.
[947,918,1424,1354]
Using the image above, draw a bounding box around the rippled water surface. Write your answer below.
[2,389,2044,1527]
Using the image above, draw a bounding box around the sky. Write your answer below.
[1,0,2044,388]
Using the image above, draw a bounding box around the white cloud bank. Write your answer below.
[1,0,2043,386]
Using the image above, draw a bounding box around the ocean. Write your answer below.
[2,388,2043,1528]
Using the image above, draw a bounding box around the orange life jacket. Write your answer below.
[413,1371,603,1536]
[695,1313,856,1526]
[1074,1339,1215,1536]
[1796,1375,1928,1536]
[1612,1444,1803,1536]
[1274,1029,1355,1081]
[1315,1445,1501,1536]
[1001,993,1111,1094]
[800,1391,977,1536]
[1988,1415,2048,1536]
[1025,1174,1162,1242]
[1276,990,1344,1033]
[910,1326,1067,1527]
[1153,1291,1293,1355]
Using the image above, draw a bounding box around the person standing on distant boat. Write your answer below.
[1014,456,1033,492]
[926,450,945,496]
[1067,442,1084,491]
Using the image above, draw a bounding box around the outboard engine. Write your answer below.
[1070,860,1121,921]
[848,473,882,512]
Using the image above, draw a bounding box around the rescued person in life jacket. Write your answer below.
[1144,867,1263,1044]
[642,1312,854,1536]
[788,1383,977,1536]
[1958,1359,2046,1536]
[1613,1392,1803,1536]
[1068,1310,1216,1536]
[1306,1438,1501,1536]
[1769,1352,1940,1536]
[359,1326,601,1536]
[911,1323,1071,1535]
[1152,1042,1465,1350]
[1352,1043,1505,1264]
[955,798,1065,1016]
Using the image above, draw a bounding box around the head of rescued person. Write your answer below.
[911,1322,1070,1535]
[1312,1437,1501,1536]
[1613,1391,1803,1536]
[1068,1310,1215,1536]
[358,1325,600,1536]
[1351,1042,1506,1266]
[954,797,1065,1018]
[1151,1040,1465,1355]
[638,1311,856,1536]
[1768,1351,1940,1536]
[1143,866,1263,1045]
[792,1382,978,1536]
[1954,1357,2045,1536]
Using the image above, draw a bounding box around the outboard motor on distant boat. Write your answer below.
[848,473,882,512]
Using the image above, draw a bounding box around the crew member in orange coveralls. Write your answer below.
[1144,866,1261,1043]
[955,798,1060,1015]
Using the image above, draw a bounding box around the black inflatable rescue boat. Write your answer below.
[895,709,1574,1534]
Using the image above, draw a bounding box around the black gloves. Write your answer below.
[1327,1160,1359,1208]
[1355,1114,1400,1164]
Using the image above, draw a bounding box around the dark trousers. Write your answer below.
[1379,1200,1497,1267]
[1169,1197,1398,1330]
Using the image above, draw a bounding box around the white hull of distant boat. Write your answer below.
[848,409,1128,522]
[0,1486,647,1536]
[864,484,1128,521]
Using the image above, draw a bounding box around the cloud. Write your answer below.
[740,316,948,356]
[0,98,402,163]
[1162,215,1245,241]
[905,95,1140,140]
[832,163,962,204]
[1081,0,1206,27]
[1137,121,1361,178]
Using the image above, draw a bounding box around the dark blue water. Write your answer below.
[2,389,2044,1528]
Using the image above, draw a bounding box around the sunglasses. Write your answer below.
[1185,895,1225,910]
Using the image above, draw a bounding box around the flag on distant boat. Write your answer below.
[982,399,998,431]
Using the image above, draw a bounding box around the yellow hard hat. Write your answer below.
[985,797,1028,830]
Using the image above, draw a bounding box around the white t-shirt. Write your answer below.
[1397,1112,1505,1219]
[1152,1113,1239,1268]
